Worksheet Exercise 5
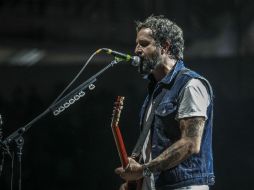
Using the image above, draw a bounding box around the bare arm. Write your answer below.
[144,116,205,172]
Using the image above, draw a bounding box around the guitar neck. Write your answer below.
[111,96,142,190]
[111,124,129,167]
[111,96,129,168]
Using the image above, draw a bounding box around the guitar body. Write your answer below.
[111,96,142,190]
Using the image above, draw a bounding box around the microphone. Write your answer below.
[100,48,140,67]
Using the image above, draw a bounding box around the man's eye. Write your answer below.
[140,42,149,47]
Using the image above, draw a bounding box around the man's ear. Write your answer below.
[161,41,170,55]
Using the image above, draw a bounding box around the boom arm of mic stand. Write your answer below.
[0,56,120,190]
[2,59,120,146]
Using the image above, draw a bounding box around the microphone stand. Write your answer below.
[2,59,120,190]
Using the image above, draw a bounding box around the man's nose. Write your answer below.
[135,45,142,56]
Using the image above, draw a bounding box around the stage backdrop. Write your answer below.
[0,57,254,190]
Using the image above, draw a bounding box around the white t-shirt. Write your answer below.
[176,78,210,120]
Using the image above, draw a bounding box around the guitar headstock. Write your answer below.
[111,96,125,126]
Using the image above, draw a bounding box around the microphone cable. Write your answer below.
[50,49,102,106]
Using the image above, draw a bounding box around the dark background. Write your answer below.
[0,0,254,189]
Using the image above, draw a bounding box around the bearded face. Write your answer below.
[135,28,164,78]
[138,48,161,78]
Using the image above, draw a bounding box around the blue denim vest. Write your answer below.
[140,61,215,189]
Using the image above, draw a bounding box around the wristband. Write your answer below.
[142,164,152,177]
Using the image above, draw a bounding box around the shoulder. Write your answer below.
[176,78,210,120]
[180,78,210,103]
[184,79,209,96]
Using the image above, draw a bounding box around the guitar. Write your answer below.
[111,96,129,168]
[111,96,142,190]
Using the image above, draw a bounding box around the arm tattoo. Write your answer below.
[184,117,205,138]
[145,117,205,172]
[145,142,192,172]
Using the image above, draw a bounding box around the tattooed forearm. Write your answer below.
[145,140,192,172]
[145,117,205,172]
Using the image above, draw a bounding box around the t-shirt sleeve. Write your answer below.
[176,78,210,120]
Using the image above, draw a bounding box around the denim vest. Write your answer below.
[140,61,215,189]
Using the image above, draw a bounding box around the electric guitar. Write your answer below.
[111,96,142,190]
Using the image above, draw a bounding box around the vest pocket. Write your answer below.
[155,102,177,117]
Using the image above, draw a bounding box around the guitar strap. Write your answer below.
[131,68,189,159]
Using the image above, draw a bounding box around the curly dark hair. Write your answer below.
[136,15,184,60]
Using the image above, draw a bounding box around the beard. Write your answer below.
[138,50,161,78]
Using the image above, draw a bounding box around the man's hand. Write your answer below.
[115,157,143,181]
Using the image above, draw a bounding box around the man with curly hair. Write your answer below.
[115,15,215,190]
